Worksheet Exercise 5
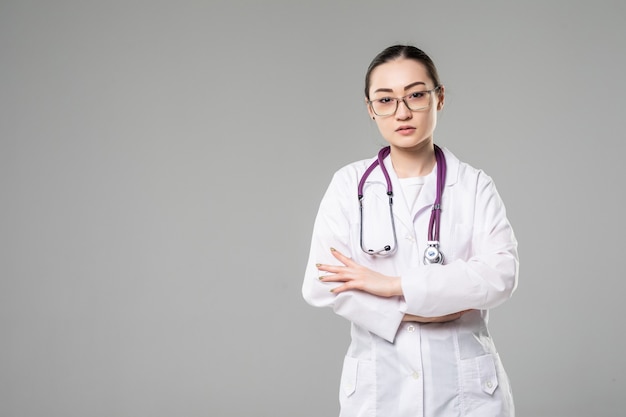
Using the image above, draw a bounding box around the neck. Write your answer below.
[389,141,437,178]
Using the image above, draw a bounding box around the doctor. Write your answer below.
[302,45,519,417]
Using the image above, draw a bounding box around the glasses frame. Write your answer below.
[368,85,442,117]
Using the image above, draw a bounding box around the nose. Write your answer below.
[395,99,412,120]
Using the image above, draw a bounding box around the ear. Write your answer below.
[436,85,445,111]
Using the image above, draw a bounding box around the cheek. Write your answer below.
[429,111,438,124]
[420,110,438,129]
[375,119,395,138]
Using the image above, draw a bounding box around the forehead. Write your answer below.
[369,58,432,93]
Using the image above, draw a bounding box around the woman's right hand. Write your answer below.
[402,310,473,323]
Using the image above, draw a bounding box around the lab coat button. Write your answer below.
[407,325,415,332]
[412,371,420,380]
[486,381,493,389]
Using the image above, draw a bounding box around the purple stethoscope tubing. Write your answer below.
[357,145,447,264]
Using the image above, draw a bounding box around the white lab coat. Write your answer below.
[302,147,519,417]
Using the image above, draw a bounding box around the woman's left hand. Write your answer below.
[317,248,402,298]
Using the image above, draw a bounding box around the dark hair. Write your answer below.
[364,45,441,99]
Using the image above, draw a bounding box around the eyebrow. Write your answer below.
[372,81,426,94]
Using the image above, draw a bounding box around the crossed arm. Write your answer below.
[316,247,471,323]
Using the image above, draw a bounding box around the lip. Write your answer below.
[395,125,416,135]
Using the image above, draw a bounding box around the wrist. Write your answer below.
[390,276,403,297]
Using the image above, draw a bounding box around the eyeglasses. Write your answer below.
[368,86,441,117]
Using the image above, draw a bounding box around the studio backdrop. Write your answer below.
[1,1,624,416]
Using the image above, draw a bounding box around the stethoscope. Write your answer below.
[357,145,446,264]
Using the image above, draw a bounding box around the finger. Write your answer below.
[443,313,462,321]
[319,273,349,283]
[330,247,357,266]
[316,263,345,274]
[428,312,461,323]
[329,282,355,294]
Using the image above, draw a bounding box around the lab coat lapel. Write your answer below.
[413,147,460,217]
[412,168,437,217]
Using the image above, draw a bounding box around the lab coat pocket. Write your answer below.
[341,356,359,397]
[477,354,498,395]
[339,356,375,417]
[460,353,500,413]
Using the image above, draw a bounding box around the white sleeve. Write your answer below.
[302,170,405,343]
[401,173,519,317]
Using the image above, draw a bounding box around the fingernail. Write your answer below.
[330,247,336,252]
[315,263,322,268]
[318,276,324,280]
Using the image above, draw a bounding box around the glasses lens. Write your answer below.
[371,99,396,116]
[405,90,432,111]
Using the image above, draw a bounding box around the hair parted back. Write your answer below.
[364,45,441,100]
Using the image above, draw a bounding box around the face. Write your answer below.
[366,58,444,152]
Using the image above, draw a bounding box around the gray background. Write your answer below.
[1,0,625,416]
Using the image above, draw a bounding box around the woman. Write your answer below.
[302,45,519,417]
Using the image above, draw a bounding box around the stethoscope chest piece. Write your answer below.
[424,241,444,265]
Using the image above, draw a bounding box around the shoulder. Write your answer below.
[441,146,494,189]
[336,154,377,175]
[314,155,377,215]
[328,154,378,187]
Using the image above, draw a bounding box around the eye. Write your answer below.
[408,91,426,99]
[377,97,394,104]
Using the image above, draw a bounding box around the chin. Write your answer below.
[389,136,432,150]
